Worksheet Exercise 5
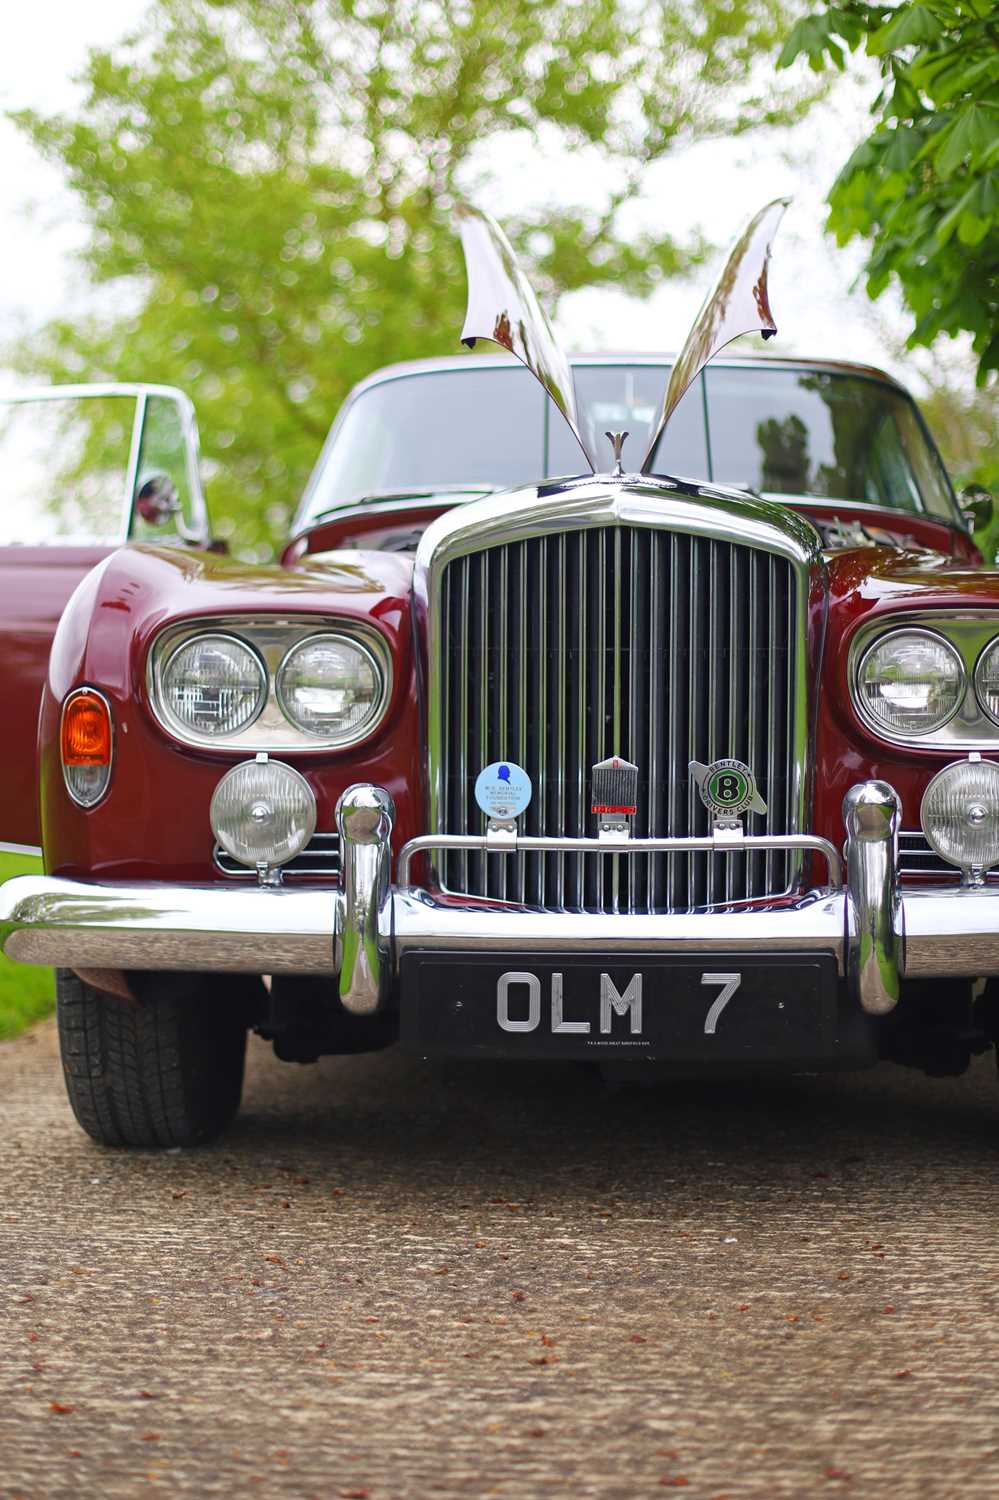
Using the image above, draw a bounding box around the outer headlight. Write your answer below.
[857,629,965,737]
[161,634,266,739]
[974,638,999,725]
[921,756,999,879]
[276,633,385,742]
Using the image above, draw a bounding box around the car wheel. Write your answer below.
[56,968,258,1148]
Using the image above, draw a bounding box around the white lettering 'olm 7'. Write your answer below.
[496,971,643,1036]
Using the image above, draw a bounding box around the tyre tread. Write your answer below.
[56,969,249,1149]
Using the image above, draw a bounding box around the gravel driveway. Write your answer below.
[2,1018,998,1498]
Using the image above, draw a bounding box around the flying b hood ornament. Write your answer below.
[456,197,789,477]
[456,204,596,472]
[640,197,789,471]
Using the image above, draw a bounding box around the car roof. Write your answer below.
[343,351,908,403]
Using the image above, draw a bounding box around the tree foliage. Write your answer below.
[779,0,999,386]
[9,0,813,555]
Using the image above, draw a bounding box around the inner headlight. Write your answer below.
[276,633,384,742]
[921,756,999,878]
[162,634,266,738]
[857,629,965,736]
[975,638,999,725]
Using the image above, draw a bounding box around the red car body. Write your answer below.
[2,201,998,1149]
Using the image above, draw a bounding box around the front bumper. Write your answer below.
[2,781,998,1014]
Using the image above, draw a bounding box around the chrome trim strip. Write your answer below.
[123,391,147,535]
[901,889,999,976]
[0,842,42,859]
[844,781,902,1015]
[391,887,847,963]
[3,870,999,983]
[398,831,843,889]
[336,785,394,1015]
[0,876,339,973]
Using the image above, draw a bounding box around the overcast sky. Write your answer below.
[0,2,937,398]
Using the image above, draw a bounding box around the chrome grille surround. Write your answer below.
[417,476,822,914]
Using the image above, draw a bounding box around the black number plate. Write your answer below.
[400,951,839,1063]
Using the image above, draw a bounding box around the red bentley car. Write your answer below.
[2,201,997,1149]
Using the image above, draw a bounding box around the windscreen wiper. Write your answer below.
[313,484,500,520]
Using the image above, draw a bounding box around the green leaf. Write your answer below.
[935,103,999,177]
[778,14,842,69]
[868,4,944,57]
[5,0,819,555]
[882,126,922,172]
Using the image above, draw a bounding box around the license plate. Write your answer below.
[400,951,839,1063]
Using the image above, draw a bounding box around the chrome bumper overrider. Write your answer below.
[3,781,998,1018]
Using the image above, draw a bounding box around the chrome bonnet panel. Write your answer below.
[417,478,823,915]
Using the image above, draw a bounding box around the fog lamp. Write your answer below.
[920,755,999,885]
[210,754,316,879]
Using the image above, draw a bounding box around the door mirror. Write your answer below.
[960,484,994,532]
[135,473,180,526]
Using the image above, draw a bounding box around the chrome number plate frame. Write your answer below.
[400,952,838,1063]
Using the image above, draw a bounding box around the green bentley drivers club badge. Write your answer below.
[689,758,768,819]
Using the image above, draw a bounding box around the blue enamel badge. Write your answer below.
[474,761,532,820]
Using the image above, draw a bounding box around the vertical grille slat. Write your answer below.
[438,524,799,914]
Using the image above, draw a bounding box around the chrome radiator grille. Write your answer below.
[436,525,800,913]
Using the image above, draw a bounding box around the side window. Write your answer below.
[0,393,137,546]
[130,393,200,541]
[866,413,923,511]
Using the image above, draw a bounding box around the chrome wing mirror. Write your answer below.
[135,472,181,526]
[960,484,994,532]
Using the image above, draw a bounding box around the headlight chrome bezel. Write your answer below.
[855,626,966,740]
[850,612,999,749]
[147,615,392,752]
[160,631,269,742]
[973,639,999,728]
[276,631,387,746]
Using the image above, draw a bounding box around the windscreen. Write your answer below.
[549,365,707,479]
[304,367,547,515]
[0,394,136,545]
[301,362,709,523]
[704,367,956,519]
[300,361,956,528]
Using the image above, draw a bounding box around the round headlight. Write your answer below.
[921,757,999,877]
[276,633,384,742]
[210,756,317,870]
[162,634,266,738]
[974,638,999,725]
[857,630,965,736]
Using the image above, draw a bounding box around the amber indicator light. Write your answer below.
[61,690,113,766]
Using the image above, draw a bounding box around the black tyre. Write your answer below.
[56,968,258,1148]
